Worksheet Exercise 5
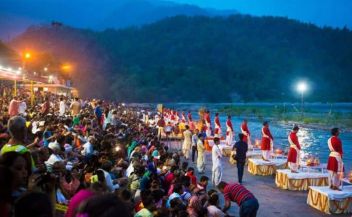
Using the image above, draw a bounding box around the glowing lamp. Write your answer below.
[297,81,307,93]
[348,171,352,182]
[43,87,48,92]
[307,156,320,166]
[275,148,283,155]
[62,64,72,71]
[255,139,260,147]
[115,146,121,152]
[24,52,31,59]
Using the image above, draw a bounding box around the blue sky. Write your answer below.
[170,0,352,28]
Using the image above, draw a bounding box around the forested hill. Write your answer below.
[10,15,352,102]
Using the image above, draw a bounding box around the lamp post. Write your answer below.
[297,81,307,117]
[22,52,34,104]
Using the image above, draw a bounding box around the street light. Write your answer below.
[24,52,31,59]
[61,64,72,71]
[297,81,308,117]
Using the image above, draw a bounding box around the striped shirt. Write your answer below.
[223,183,255,206]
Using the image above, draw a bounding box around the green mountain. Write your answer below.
[9,15,352,102]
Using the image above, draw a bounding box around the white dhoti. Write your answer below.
[197,153,205,173]
[288,162,299,171]
[158,126,164,138]
[262,150,271,160]
[226,131,233,146]
[212,166,223,186]
[329,171,341,187]
[182,141,191,160]
[206,123,211,137]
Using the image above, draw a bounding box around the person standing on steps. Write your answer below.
[287,125,301,173]
[232,133,248,184]
[191,129,199,163]
[226,116,234,146]
[197,133,206,174]
[327,127,344,191]
[182,125,192,160]
[260,121,273,161]
[212,137,223,186]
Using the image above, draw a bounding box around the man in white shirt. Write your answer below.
[18,97,27,115]
[59,97,66,116]
[45,141,64,172]
[212,137,223,186]
[182,125,192,160]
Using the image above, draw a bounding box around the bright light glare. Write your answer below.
[25,52,31,59]
[297,81,307,93]
[48,75,53,83]
[115,146,121,152]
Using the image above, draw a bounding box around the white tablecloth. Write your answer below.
[277,169,329,179]
[247,150,262,158]
[249,158,287,166]
[309,186,352,200]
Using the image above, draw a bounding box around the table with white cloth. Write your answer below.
[248,158,287,176]
[247,149,263,159]
[301,163,328,173]
[228,149,263,165]
[275,169,329,191]
[307,186,352,214]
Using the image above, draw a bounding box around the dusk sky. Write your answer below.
[171,0,352,28]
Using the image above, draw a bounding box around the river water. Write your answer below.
[161,103,352,172]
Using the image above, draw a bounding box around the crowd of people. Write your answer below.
[0,87,259,217]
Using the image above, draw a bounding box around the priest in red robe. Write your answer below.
[240,119,251,146]
[287,125,301,173]
[261,121,273,161]
[214,113,222,138]
[181,112,186,123]
[204,110,212,137]
[327,128,344,190]
[225,116,234,146]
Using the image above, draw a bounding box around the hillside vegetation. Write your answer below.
[10,15,352,102]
